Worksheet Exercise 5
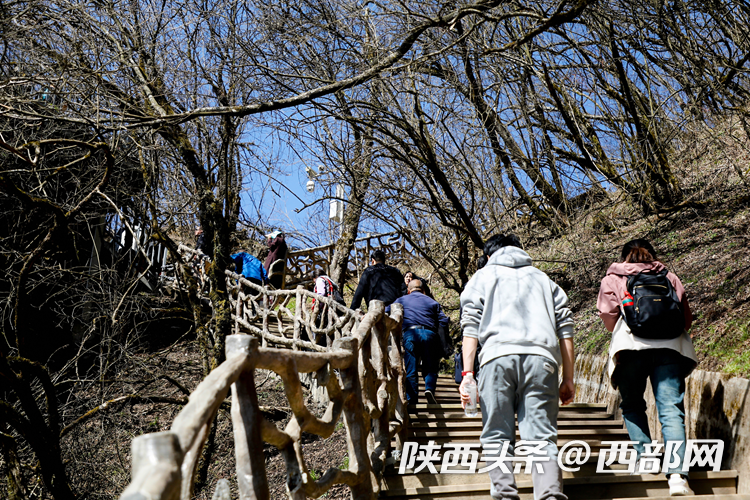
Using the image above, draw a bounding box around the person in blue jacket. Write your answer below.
[391,279,450,406]
[230,249,268,287]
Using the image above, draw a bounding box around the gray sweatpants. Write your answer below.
[478,354,567,500]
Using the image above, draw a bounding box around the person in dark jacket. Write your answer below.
[264,230,288,289]
[350,250,404,310]
[391,279,449,405]
[195,226,210,256]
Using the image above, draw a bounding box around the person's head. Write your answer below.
[314,269,325,279]
[476,255,488,270]
[195,226,203,236]
[404,270,413,284]
[407,279,422,294]
[483,233,522,258]
[371,250,386,265]
[621,238,657,263]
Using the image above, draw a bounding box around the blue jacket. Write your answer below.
[231,252,268,283]
[392,291,449,333]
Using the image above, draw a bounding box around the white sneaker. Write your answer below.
[424,390,437,405]
[668,474,693,496]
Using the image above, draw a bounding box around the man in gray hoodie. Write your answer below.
[459,234,575,500]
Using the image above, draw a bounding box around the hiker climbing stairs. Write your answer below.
[123,251,742,500]
[381,374,744,500]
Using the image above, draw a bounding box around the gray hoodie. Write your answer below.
[460,246,574,367]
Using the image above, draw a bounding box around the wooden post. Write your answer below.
[180,420,210,500]
[235,288,243,335]
[119,432,182,500]
[261,290,269,348]
[293,286,302,350]
[226,335,269,500]
[335,337,377,500]
[388,322,409,452]
[212,479,231,500]
[368,315,391,477]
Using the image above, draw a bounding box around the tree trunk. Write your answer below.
[329,186,368,291]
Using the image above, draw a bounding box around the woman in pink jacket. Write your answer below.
[597,239,697,496]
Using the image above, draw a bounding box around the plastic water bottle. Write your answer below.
[464,374,478,417]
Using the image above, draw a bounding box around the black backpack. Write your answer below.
[324,277,346,306]
[622,269,685,340]
[331,287,346,306]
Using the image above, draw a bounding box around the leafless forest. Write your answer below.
[2,0,750,498]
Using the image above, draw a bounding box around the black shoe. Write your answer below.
[425,390,437,405]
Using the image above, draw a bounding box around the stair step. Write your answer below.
[408,403,607,412]
[408,410,616,421]
[409,419,625,430]
[408,428,629,438]
[592,497,750,500]
[397,376,731,500]
[380,470,738,499]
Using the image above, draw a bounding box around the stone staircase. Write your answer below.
[380,374,745,500]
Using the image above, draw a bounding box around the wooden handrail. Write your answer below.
[286,231,401,256]
[119,252,407,500]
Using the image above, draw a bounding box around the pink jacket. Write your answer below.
[597,261,693,333]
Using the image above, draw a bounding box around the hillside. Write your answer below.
[401,120,750,377]
[543,197,750,374]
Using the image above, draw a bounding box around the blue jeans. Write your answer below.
[616,349,689,476]
[402,328,440,404]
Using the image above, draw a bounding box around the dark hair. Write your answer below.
[314,269,325,278]
[621,238,657,263]
[483,233,522,258]
[476,255,488,270]
[371,250,386,263]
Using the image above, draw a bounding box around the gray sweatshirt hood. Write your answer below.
[487,246,533,268]
[461,245,573,368]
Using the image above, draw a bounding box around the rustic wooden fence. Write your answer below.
[119,267,408,500]
[285,232,410,287]
[177,232,412,290]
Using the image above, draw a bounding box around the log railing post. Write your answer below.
[235,287,243,336]
[335,336,377,500]
[293,286,302,350]
[368,314,391,476]
[119,432,182,500]
[261,290,269,348]
[226,335,269,500]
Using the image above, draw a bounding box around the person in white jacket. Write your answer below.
[459,234,575,500]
